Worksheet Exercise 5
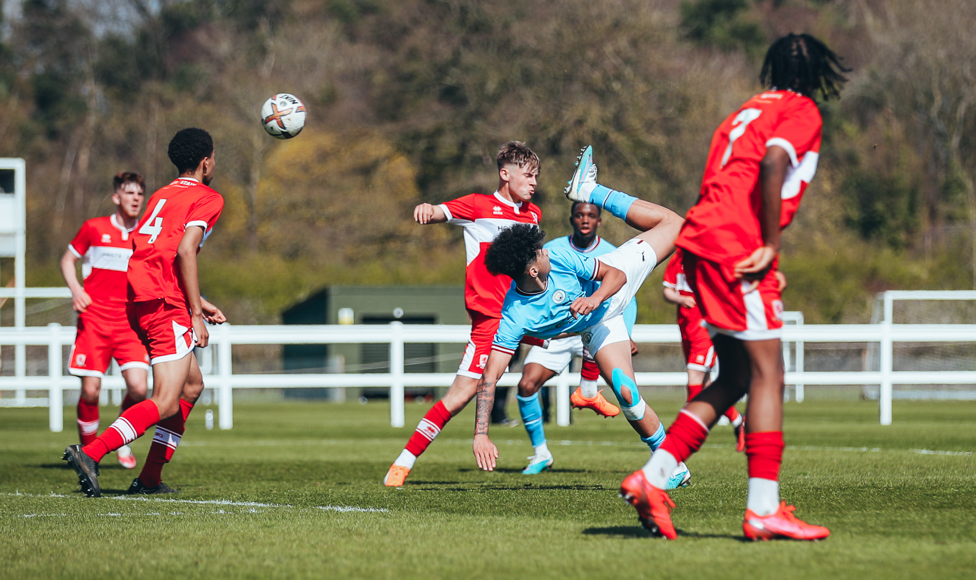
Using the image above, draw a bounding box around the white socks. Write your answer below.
[394,449,417,469]
[641,449,678,490]
[533,442,551,458]
[579,379,599,399]
[747,478,780,516]
[731,414,743,428]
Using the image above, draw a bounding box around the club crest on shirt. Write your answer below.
[552,290,566,304]
[75,354,87,366]
[101,234,111,243]
[478,354,488,369]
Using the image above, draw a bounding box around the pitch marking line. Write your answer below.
[1,492,389,515]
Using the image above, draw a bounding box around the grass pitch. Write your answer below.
[1,397,974,579]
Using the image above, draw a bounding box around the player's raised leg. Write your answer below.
[116,365,149,469]
[569,358,620,417]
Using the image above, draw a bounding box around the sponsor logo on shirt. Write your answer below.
[101,234,112,243]
[492,206,503,215]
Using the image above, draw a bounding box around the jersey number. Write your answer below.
[139,199,167,244]
[720,108,762,168]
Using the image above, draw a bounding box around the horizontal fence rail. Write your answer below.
[2,321,975,430]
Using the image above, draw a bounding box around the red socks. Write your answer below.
[139,399,194,487]
[581,359,600,382]
[82,400,160,463]
[659,410,710,463]
[724,406,742,423]
[76,399,100,446]
[404,401,451,457]
[686,383,703,401]
[746,431,784,480]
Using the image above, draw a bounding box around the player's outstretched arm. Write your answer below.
[570,262,626,319]
[473,351,512,471]
[177,226,209,347]
[735,146,790,290]
[59,250,91,313]
[413,203,448,225]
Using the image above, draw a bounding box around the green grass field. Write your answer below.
[1,398,974,579]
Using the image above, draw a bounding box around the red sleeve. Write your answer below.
[68,221,91,257]
[186,193,224,232]
[440,194,480,222]
[766,100,822,167]
[662,249,681,287]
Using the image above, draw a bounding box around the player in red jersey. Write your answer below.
[622,34,848,540]
[661,247,745,452]
[60,172,151,469]
[384,141,543,487]
[63,128,226,497]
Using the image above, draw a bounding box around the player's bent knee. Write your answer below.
[610,368,646,421]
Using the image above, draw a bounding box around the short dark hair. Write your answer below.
[112,171,144,193]
[485,224,546,279]
[496,141,540,172]
[571,201,600,216]
[168,128,214,174]
[760,33,850,100]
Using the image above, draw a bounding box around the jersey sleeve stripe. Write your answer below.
[439,204,454,221]
[766,137,799,167]
[67,244,82,258]
[591,259,601,281]
[185,220,208,229]
[662,281,676,288]
[491,344,516,355]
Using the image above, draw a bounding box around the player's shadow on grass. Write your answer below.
[37,462,128,470]
[457,468,589,474]
[583,526,744,541]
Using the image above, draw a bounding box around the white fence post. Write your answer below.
[556,368,570,427]
[390,321,405,428]
[879,293,893,425]
[47,323,62,432]
[217,323,234,429]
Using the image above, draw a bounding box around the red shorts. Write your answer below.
[682,252,783,341]
[127,299,196,365]
[677,305,715,371]
[457,310,500,379]
[69,301,150,377]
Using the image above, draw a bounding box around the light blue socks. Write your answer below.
[517,392,547,447]
[641,423,667,452]
[590,185,637,221]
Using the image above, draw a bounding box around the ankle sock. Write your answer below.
[590,185,638,221]
[517,392,547,447]
[83,399,160,463]
[403,401,451,459]
[138,399,193,487]
[76,399,100,446]
[640,423,667,452]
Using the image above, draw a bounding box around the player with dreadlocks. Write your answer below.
[614,33,849,540]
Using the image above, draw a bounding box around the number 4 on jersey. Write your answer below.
[139,199,167,244]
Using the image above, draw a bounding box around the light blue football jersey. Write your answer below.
[544,236,638,332]
[492,237,638,353]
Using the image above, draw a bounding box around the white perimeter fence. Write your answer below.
[1,290,975,431]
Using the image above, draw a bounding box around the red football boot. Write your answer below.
[620,470,677,539]
[743,502,830,541]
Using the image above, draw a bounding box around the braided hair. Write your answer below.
[760,33,850,100]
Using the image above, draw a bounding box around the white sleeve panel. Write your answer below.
[766,138,799,168]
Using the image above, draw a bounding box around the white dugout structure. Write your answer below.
[2,290,976,431]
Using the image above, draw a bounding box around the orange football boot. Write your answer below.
[620,469,677,539]
[743,502,830,541]
[734,418,746,453]
[383,465,410,487]
[570,388,620,418]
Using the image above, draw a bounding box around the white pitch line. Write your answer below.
[1,492,389,513]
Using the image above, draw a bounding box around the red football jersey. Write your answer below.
[661,247,694,297]
[440,192,542,317]
[127,178,224,306]
[68,215,138,304]
[677,90,822,264]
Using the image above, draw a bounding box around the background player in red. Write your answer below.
[384,141,543,487]
[622,33,848,540]
[662,247,745,451]
[60,172,151,469]
[63,128,226,497]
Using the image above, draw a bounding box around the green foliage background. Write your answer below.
[2,0,975,324]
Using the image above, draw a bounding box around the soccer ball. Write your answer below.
[261,93,306,139]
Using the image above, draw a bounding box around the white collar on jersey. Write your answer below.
[569,235,601,253]
[493,191,523,214]
[110,213,137,241]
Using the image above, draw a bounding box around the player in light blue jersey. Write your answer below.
[515,202,638,474]
[472,146,689,489]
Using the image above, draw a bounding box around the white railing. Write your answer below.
[2,319,975,431]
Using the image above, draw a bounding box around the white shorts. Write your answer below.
[523,335,590,373]
[580,237,659,355]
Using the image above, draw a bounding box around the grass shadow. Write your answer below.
[583,526,746,541]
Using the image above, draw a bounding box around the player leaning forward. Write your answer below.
[64,128,227,497]
[621,33,848,541]
[472,151,690,483]
[61,172,151,470]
